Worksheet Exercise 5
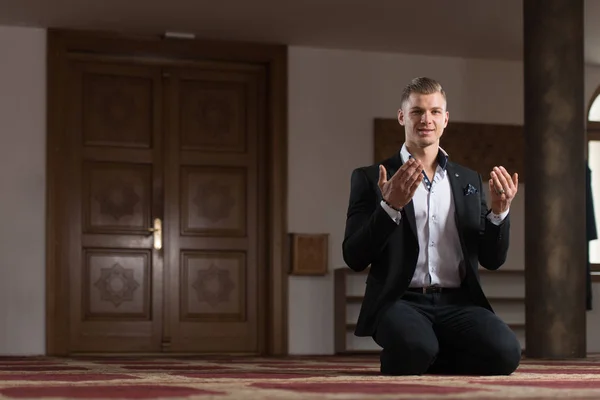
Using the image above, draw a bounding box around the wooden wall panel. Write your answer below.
[373,119,525,182]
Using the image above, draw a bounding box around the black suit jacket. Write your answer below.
[342,151,511,337]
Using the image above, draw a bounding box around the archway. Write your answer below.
[585,86,600,281]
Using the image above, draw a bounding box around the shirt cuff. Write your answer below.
[487,208,509,225]
[380,200,402,224]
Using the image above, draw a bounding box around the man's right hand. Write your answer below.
[378,159,423,210]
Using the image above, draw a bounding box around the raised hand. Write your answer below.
[378,159,424,211]
[489,166,518,214]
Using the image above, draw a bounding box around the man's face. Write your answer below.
[398,92,449,149]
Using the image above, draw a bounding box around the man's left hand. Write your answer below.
[489,166,518,214]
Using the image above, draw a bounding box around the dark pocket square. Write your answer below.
[463,184,478,196]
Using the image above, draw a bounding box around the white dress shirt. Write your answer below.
[380,144,508,288]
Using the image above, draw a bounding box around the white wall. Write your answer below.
[287,45,600,354]
[1,24,600,356]
[0,25,46,355]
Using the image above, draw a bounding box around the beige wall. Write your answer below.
[0,25,46,355]
[1,25,599,355]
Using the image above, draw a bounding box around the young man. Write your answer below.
[342,77,521,376]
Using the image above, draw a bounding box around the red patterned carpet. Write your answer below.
[1,355,600,399]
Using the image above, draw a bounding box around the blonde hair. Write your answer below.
[400,77,447,108]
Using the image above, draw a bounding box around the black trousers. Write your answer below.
[373,289,522,376]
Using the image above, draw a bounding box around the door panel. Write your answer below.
[67,61,164,352]
[164,65,267,353]
[180,166,247,237]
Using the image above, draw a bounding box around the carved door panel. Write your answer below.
[66,61,164,352]
[162,65,267,353]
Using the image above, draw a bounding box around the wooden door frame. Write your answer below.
[45,29,288,355]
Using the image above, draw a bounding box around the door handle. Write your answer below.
[148,218,162,250]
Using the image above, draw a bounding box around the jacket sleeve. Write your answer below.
[342,168,399,271]
[477,173,511,270]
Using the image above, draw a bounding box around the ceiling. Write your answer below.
[1,0,599,65]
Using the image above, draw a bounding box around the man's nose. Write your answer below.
[421,112,431,123]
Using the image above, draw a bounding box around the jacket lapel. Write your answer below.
[446,162,467,231]
[402,197,418,239]
[381,151,418,239]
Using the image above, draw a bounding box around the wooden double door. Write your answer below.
[57,48,271,353]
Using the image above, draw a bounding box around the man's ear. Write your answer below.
[397,108,405,126]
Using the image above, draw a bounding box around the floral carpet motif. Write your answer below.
[0,355,600,399]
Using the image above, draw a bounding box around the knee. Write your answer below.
[488,335,522,375]
[382,338,439,375]
[406,337,439,365]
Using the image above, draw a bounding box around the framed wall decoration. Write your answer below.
[289,233,329,276]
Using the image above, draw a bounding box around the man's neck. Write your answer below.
[406,143,439,171]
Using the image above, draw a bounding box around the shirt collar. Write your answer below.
[400,143,449,171]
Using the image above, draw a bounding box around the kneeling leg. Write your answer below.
[433,306,521,375]
[374,300,438,375]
